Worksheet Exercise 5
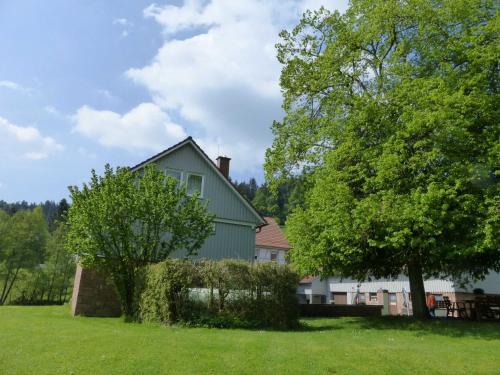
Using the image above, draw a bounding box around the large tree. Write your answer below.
[66,164,214,317]
[266,0,499,318]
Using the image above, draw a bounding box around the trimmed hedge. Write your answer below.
[136,259,299,329]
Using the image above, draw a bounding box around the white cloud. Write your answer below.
[43,105,67,117]
[96,89,117,101]
[73,102,187,152]
[0,116,64,160]
[0,80,32,94]
[126,0,348,176]
[113,17,133,38]
[113,18,133,26]
[77,1,348,177]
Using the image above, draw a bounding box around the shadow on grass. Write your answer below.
[300,316,500,340]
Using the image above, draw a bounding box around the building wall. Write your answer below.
[139,142,262,262]
[154,143,259,224]
[72,142,264,317]
[254,247,287,265]
[171,221,256,261]
[327,276,457,294]
[298,273,500,315]
[71,265,121,317]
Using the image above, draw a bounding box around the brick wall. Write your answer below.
[71,265,122,317]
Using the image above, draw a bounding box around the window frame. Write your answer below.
[164,168,184,185]
[185,172,205,198]
[389,293,397,305]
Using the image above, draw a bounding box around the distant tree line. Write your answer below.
[0,199,70,232]
[233,175,309,225]
[0,199,74,305]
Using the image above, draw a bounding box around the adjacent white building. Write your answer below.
[299,273,500,315]
[252,215,500,316]
[254,216,290,265]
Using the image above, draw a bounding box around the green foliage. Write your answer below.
[11,224,75,305]
[0,207,48,304]
[138,260,197,324]
[137,259,299,329]
[0,208,74,305]
[266,0,499,318]
[233,177,258,201]
[66,164,215,317]
[251,175,309,224]
[0,199,70,231]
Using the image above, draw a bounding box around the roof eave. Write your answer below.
[130,136,266,226]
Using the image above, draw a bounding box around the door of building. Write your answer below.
[332,292,347,304]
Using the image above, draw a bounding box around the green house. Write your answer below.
[71,137,267,316]
[130,136,267,260]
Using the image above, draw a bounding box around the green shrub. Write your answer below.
[138,260,197,324]
[136,259,299,329]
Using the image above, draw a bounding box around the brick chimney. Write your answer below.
[216,156,231,178]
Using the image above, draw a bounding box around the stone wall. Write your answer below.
[71,265,122,317]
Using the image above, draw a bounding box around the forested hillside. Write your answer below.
[233,175,309,225]
[0,200,74,305]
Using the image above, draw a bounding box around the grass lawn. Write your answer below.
[1,306,499,375]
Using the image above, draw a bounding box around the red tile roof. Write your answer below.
[255,217,291,250]
[299,276,315,284]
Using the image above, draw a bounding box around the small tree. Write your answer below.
[66,164,214,317]
[45,224,75,303]
[0,207,48,305]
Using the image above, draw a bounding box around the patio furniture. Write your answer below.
[442,296,467,319]
[475,296,500,321]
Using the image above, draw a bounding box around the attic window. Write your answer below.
[165,168,182,183]
[186,173,204,197]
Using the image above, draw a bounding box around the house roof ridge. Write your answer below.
[130,136,267,227]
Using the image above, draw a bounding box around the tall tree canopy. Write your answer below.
[266,0,499,318]
[66,164,214,317]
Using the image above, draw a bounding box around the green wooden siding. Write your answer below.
[169,221,256,260]
[154,143,259,224]
[143,141,260,261]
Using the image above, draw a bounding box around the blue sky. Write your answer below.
[0,0,347,203]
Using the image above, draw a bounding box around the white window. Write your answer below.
[389,293,397,305]
[270,251,278,262]
[369,293,378,302]
[186,173,204,197]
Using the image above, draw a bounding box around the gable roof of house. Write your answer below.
[255,216,291,250]
[299,276,315,284]
[130,136,267,226]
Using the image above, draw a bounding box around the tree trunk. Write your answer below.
[113,266,136,319]
[407,257,429,319]
[2,267,21,305]
[0,266,13,304]
[47,249,61,301]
